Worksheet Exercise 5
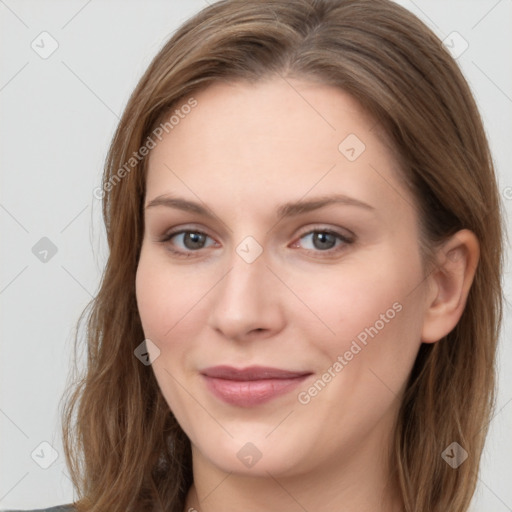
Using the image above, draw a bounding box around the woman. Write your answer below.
[10,0,504,511]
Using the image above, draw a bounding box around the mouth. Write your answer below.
[200,365,313,407]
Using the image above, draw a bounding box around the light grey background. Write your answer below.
[0,0,511,510]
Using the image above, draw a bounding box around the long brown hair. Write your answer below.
[60,1,505,510]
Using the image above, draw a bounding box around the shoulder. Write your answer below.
[2,505,75,512]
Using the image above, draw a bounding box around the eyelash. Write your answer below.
[159,226,354,259]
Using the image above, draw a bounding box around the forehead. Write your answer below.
[153,78,377,159]
[145,78,413,222]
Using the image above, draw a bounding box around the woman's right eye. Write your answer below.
[160,230,218,257]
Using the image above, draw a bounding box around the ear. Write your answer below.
[421,229,480,344]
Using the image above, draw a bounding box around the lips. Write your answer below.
[201,365,313,407]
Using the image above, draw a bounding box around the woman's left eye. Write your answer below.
[292,230,353,254]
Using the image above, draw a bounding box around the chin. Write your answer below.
[191,428,313,477]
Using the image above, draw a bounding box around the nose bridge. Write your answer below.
[218,246,270,312]
[208,241,283,339]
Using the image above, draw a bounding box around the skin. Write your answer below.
[135,77,479,512]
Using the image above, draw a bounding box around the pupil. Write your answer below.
[185,232,205,249]
[314,232,335,250]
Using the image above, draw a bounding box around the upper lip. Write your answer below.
[201,365,312,381]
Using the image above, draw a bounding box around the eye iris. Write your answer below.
[184,232,206,249]
[313,232,336,250]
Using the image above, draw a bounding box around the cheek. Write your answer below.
[136,249,195,340]
[135,251,203,422]
[303,251,424,372]
[295,264,401,343]
[135,256,173,342]
[135,249,216,372]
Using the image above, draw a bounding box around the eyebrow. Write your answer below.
[145,193,375,220]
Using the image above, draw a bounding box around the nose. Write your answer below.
[207,247,286,342]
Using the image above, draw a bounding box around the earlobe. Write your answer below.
[421,229,480,344]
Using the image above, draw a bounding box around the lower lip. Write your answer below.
[202,375,310,407]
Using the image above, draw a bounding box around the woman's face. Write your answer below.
[136,78,431,477]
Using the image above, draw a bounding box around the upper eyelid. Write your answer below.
[161,223,353,236]
[160,226,217,242]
